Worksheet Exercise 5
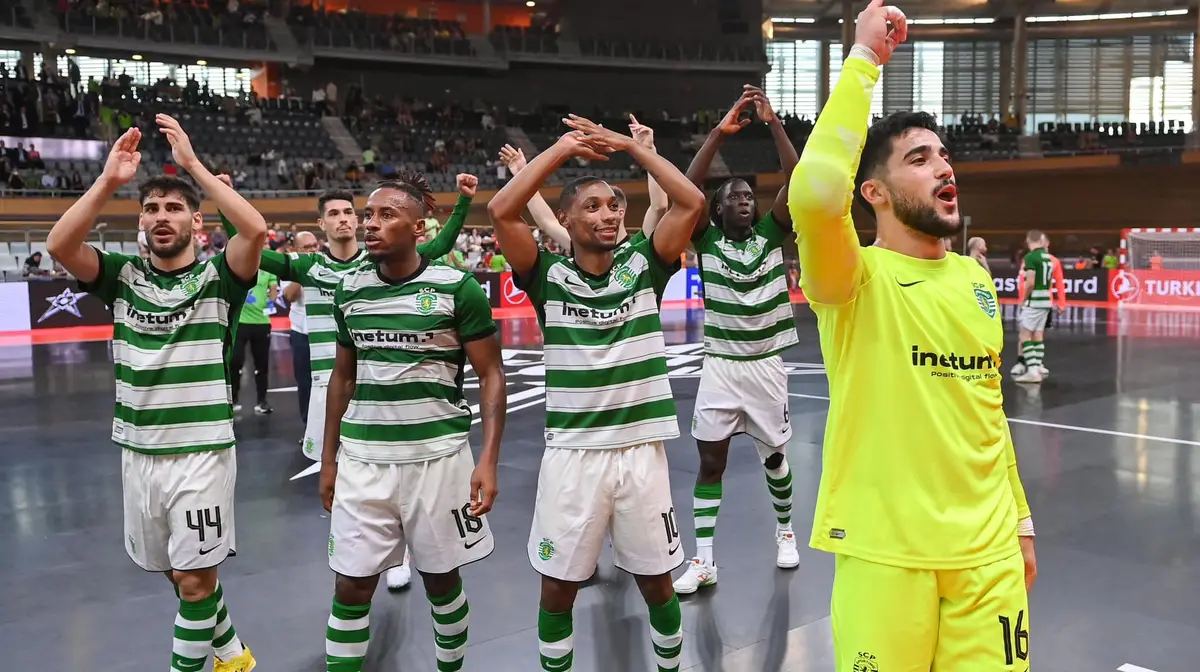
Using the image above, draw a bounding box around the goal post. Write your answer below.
[1114,228,1200,309]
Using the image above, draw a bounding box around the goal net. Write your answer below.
[1114,228,1200,309]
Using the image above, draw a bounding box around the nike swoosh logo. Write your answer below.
[198,546,219,555]
[544,659,571,671]
[464,538,486,550]
[668,543,680,555]
[898,280,924,287]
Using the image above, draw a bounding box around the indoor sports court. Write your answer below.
[3,297,1198,672]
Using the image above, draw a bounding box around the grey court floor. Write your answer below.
[2,304,1200,672]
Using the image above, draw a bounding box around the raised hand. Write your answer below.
[743,85,777,123]
[498,144,527,173]
[553,128,612,163]
[717,93,755,134]
[457,173,479,198]
[156,114,200,171]
[855,0,908,66]
[628,114,655,149]
[102,127,142,186]
[562,114,633,153]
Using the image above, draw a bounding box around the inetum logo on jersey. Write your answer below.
[352,329,434,347]
[910,345,997,381]
[561,299,633,325]
[127,306,192,331]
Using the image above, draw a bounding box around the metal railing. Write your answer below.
[60,13,275,51]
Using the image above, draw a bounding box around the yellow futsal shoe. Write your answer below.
[214,646,257,672]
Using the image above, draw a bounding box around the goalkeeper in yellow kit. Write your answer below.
[790,2,1038,670]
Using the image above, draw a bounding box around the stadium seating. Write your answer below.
[58,0,274,51]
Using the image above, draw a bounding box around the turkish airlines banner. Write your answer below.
[990,268,1109,302]
[1109,269,1200,308]
[499,271,530,308]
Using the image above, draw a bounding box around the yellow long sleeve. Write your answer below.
[788,55,881,305]
[1003,421,1033,520]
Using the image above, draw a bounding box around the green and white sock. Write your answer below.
[693,482,722,565]
[326,599,371,672]
[172,592,218,672]
[1028,340,1045,369]
[765,460,793,533]
[430,580,470,671]
[211,580,245,662]
[538,607,573,671]
[648,594,683,671]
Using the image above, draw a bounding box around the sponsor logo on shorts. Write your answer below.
[328,534,335,558]
[852,652,878,672]
[128,535,136,555]
[829,528,846,540]
[304,438,315,456]
[464,538,486,550]
[537,538,555,561]
[974,282,997,318]
[198,545,219,556]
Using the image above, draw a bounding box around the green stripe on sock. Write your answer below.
[693,482,722,499]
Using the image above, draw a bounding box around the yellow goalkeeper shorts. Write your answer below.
[832,551,1029,672]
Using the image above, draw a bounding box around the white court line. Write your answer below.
[788,393,1200,448]
[1118,664,1159,672]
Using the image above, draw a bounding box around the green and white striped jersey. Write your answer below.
[262,249,369,385]
[82,247,252,455]
[1022,247,1053,309]
[519,236,680,449]
[693,212,798,360]
[334,259,496,463]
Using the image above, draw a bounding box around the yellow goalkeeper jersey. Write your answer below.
[789,53,1031,570]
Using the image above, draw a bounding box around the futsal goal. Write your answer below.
[1115,228,1200,309]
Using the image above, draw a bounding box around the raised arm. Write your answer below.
[789,0,905,305]
[488,133,607,277]
[564,115,704,264]
[686,94,754,237]
[418,173,475,259]
[157,114,267,283]
[46,128,142,283]
[745,86,800,227]
[499,145,570,249]
[215,173,293,279]
[628,116,669,237]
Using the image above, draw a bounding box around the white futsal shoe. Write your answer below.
[776,530,800,569]
[386,549,412,591]
[673,558,718,595]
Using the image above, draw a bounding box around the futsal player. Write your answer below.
[319,180,505,672]
[497,114,670,251]
[284,230,320,423]
[488,119,705,671]
[46,119,261,671]
[788,3,1037,669]
[1012,231,1063,383]
[219,172,477,590]
[673,85,802,594]
[230,242,277,414]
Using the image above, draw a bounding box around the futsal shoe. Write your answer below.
[1010,362,1027,376]
[254,403,273,414]
[386,549,412,591]
[213,645,257,672]
[1037,365,1051,378]
[1013,368,1044,384]
[673,558,717,595]
[776,530,800,569]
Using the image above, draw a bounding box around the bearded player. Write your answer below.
[789,2,1037,670]
[319,180,505,672]
[47,119,261,671]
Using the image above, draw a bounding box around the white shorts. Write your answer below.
[692,354,791,447]
[122,447,238,572]
[1018,306,1051,333]
[302,383,328,461]
[328,444,493,578]
[528,443,683,582]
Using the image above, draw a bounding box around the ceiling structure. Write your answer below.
[764,0,1196,21]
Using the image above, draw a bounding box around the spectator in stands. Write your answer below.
[968,237,990,272]
[27,144,42,169]
[8,170,25,190]
[23,252,49,277]
[69,171,83,191]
